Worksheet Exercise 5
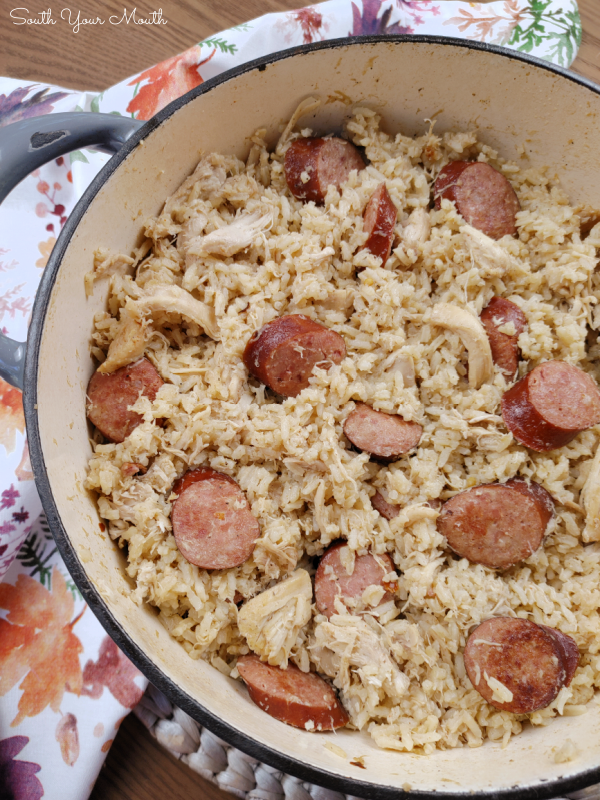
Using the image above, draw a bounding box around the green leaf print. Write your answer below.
[508,1,581,66]
[90,92,104,113]
[198,37,237,55]
[70,150,89,164]
[17,531,56,588]
[16,519,82,600]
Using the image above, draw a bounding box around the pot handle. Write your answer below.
[0,112,144,390]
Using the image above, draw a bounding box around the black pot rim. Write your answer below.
[23,33,600,800]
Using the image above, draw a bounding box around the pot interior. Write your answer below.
[29,38,600,798]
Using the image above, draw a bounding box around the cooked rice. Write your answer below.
[85,105,600,753]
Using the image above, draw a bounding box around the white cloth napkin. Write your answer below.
[0,1,582,797]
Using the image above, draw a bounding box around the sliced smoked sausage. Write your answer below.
[237,654,348,730]
[314,540,396,618]
[362,183,397,265]
[171,468,259,570]
[284,137,365,204]
[371,490,401,521]
[464,617,579,713]
[539,625,580,686]
[437,479,554,569]
[433,161,520,240]
[243,314,346,397]
[480,297,527,379]
[501,360,600,452]
[343,403,422,462]
[86,357,164,443]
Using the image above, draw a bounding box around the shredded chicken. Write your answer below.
[129,284,219,340]
[461,224,520,278]
[402,208,431,252]
[237,569,312,668]
[276,96,321,156]
[428,303,493,389]
[316,288,356,315]
[187,210,272,259]
[177,212,209,258]
[85,245,150,298]
[582,443,600,542]
[376,352,416,387]
[158,157,226,237]
[98,313,150,374]
[310,615,410,727]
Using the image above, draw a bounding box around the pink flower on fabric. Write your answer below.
[0,736,43,800]
[12,508,29,524]
[1,485,19,509]
[35,203,47,218]
[82,636,144,708]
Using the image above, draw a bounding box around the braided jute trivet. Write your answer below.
[133,685,599,800]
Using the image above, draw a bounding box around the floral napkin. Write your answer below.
[0,1,582,797]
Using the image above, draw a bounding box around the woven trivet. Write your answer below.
[133,685,599,800]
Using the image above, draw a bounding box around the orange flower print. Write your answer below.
[15,442,34,482]
[0,378,24,454]
[0,568,84,726]
[35,236,56,269]
[127,45,216,121]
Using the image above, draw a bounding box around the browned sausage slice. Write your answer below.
[372,490,401,520]
[501,361,600,452]
[480,297,527,379]
[171,468,259,570]
[343,403,422,462]
[237,654,348,730]
[284,137,365,204]
[505,478,554,529]
[464,617,578,713]
[314,540,396,619]
[362,183,397,265]
[86,357,164,443]
[437,479,554,569]
[539,625,580,686]
[433,161,520,240]
[243,314,346,398]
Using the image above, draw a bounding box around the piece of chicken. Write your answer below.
[187,210,272,259]
[310,615,410,702]
[237,569,312,668]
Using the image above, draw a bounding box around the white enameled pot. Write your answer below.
[9,36,600,800]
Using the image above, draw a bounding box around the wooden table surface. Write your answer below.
[1,0,600,798]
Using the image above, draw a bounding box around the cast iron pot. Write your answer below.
[2,36,600,800]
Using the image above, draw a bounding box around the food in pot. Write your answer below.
[501,360,600,452]
[464,617,579,714]
[284,136,365,203]
[314,540,397,619]
[436,479,554,569]
[371,489,401,521]
[85,103,600,752]
[480,296,527,379]
[243,314,346,397]
[343,403,423,461]
[237,654,349,731]
[361,182,398,265]
[86,357,163,443]
[433,161,520,239]
[171,468,260,570]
